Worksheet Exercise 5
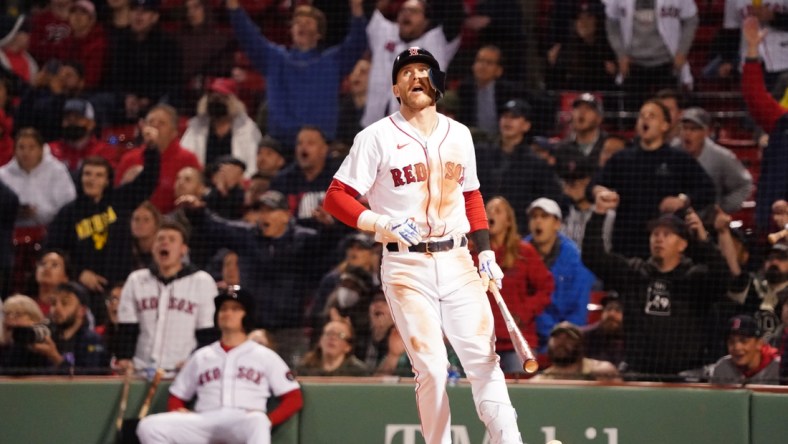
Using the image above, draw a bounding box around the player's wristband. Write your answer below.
[357,210,382,232]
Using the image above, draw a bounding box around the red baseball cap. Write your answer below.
[208,78,237,96]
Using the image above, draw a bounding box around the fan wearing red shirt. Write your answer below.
[740,16,788,230]
[476,196,554,373]
[116,104,202,214]
[61,0,107,89]
[29,0,72,64]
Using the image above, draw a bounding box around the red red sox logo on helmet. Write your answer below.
[409,47,420,56]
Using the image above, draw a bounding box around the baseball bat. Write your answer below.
[118,368,165,444]
[768,228,788,245]
[489,283,539,374]
[138,368,165,418]
[115,368,133,432]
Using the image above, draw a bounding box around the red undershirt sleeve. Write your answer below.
[167,394,187,411]
[464,189,489,232]
[323,179,368,228]
[742,61,786,134]
[268,389,304,427]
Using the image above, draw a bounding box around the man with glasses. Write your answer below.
[456,45,520,136]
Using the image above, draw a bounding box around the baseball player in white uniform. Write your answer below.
[137,286,303,444]
[323,47,522,444]
[116,220,217,374]
[724,0,788,74]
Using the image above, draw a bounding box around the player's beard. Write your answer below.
[400,81,436,111]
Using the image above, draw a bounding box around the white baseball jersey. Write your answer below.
[170,340,300,412]
[333,111,521,444]
[335,112,478,242]
[724,0,788,72]
[362,10,461,127]
[118,267,217,371]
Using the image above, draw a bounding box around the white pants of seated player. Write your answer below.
[381,247,522,444]
[137,408,271,444]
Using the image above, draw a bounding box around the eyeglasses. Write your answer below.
[322,330,350,341]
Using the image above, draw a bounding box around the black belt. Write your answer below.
[386,236,467,253]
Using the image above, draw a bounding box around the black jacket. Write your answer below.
[595,142,716,258]
[0,178,19,271]
[477,138,563,233]
[456,77,522,133]
[583,213,730,378]
[105,27,182,103]
[185,209,331,329]
[46,147,159,283]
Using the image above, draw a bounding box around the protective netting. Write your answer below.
[0,0,785,384]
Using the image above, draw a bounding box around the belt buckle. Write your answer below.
[424,241,432,254]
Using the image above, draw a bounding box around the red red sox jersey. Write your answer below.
[724,0,788,72]
[170,340,300,413]
[118,268,217,370]
[334,112,479,241]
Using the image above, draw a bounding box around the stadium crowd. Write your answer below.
[0,0,786,388]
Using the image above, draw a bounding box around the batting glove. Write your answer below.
[376,216,422,246]
[478,250,503,290]
[357,210,422,246]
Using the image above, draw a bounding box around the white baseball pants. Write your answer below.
[382,246,522,444]
[137,408,271,444]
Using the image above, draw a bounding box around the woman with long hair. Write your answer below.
[482,196,554,373]
[295,320,370,376]
[130,201,162,270]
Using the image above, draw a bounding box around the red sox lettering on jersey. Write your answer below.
[118,267,217,371]
[171,340,299,413]
[136,296,197,314]
[390,161,464,187]
[197,366,264,386]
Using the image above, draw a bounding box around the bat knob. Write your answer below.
[523,359,539,374]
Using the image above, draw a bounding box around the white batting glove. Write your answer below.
[478,250,503,290]
[357,210,422,246]
[377,216,422,246]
